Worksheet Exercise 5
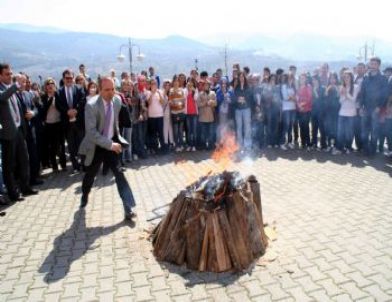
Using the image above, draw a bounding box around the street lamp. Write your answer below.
[357,41,375,62]
[117,38,145,74]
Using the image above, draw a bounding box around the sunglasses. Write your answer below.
[64,77,73,80]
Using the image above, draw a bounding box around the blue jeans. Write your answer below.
[337,116,355,151]
[199,122,214,149]
[186,115,198,147]
[172,113,185,147]
[280,110,296,145]
[252,120,265,149]
[266,104,280,146]
[361,110,380,155]
[132,121,147,158]
[235,108,252,149]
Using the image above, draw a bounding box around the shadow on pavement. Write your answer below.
[38,208,134,283]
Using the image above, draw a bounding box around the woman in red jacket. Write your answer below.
[297,73,313,150]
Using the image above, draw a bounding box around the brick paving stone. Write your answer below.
[362,284,392,302]
[0,152,391,301]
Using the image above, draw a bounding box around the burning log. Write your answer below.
[151,171,268,272]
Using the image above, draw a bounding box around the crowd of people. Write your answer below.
[0,57,391,205]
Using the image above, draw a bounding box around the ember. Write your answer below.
[151,172,268,272]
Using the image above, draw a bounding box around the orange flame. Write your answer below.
[211,130,239,173]
[175,130,239,187]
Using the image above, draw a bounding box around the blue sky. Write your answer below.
[0,0,390,41]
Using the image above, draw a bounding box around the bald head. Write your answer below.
[99,77,115,102]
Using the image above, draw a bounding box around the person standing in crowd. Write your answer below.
[324,73,340,152]
[148,66,160,88]
[263,74,281,148]
[146,79,165,154]
[251,75,265,151]
[310,76,326,150]
[78,77,136,220]
[86,81,99,101]
[385,89,392,156]
[75,75,88,95]
[197,81,217,150]
[296,73,313,150]
[18,74,44,186]
[216,79,233,142]
[58,69,86,173]
[353,62,367,152]
[118,79,133,162]
[0,63,38,202]
[110,69,121,88]
[333,71,359,155]
[319,63,330,87]
[133,76,148,159]
[280,74,297,150]
[40,78,67,172]
[358,57,389,156]
[79,64,92,83]
[234,72,253,153]
[184,79,198,151]
[178,73,187,89]
[162,80,174,151]
[169,75,186,152]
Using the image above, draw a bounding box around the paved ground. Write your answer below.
[0,149,391,302]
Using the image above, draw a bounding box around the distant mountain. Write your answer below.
[1,23,391,83]
[200,32,392,62]
[0,23,69,34]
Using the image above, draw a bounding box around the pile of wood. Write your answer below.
[151,171,268,272]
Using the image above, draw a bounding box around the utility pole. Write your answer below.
[194,58,198,71]
[224,43,228,77]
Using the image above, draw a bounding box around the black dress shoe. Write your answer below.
[124,211,137,221]
[80,195,88,208]
[22,188,39,196]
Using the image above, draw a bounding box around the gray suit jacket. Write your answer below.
[79,95,127,166]
[0,83,26,140]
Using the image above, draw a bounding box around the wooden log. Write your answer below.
[153,193,187,260]
[198,213,210,271]
[211,211,232,272]
[206,213,218,272]
[185,204,205,270]
[226,192,253,269]
[247,176,269,248]
[242,189,265,257]
[217,209,241,271]
[162,197,190,265]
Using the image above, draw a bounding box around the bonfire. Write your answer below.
[151,132,268,272]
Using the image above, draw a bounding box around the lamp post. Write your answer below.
[117,38,145,74]
[357,41,375,62]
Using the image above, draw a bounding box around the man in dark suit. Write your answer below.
[18,75,44,186]
[78,77,136,220]
[58,69,86,173]
[0,63,38,202]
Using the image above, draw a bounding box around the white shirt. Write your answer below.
[146,90,164,118]
[103,101,114,139]
[339,85,359,117]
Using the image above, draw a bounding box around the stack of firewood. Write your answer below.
[151,171,268,272]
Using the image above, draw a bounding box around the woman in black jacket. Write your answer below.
[39,78,66,172]
[234,72,253,152]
